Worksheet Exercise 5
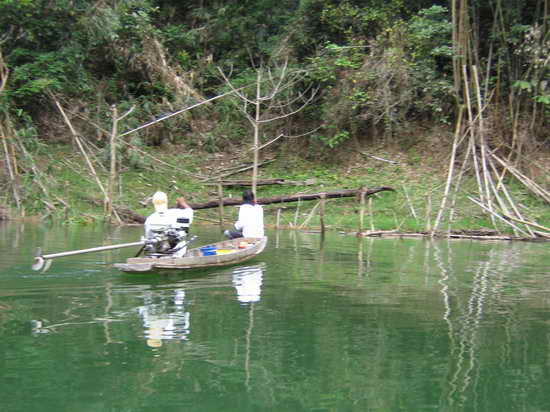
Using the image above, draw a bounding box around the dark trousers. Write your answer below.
[224,229,243,239]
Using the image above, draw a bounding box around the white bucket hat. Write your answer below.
[152,191,168,212]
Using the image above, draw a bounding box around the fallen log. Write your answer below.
[124,186,395,224]
[188,186,395,210]
[204,178,317,187]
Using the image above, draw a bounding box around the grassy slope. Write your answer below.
[15,138,550,236]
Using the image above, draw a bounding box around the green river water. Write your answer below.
[1,222,549,411]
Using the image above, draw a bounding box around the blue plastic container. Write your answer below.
[200,245,217,256]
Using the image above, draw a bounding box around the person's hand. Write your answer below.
[176,197,188,208]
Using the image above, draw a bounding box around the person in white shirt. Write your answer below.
[225,189,264,239]
[144,192,194,255]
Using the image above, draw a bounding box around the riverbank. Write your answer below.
[3,138,549,239]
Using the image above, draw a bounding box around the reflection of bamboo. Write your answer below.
[318,235,325,280]
[357,236,364,278]
[103,281,115,344]
[368,197,374,231]
[359,189,366,231]
[245,303,255,391]
[434,240,460,407]
[438,240,491,408]
[293,198,301,227]
[319,194,326,236]
[365,237,373,275]
[299,201,320,229]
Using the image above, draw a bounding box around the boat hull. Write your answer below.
[114,237,267,273]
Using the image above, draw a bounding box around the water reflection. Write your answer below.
[434,239,542,411]
[232,264,264,305]
[3,223,550,412]
[138,288,191,347]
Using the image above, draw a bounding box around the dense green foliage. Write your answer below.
[1,0,547,146]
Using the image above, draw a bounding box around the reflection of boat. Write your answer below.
[114,237,268,273]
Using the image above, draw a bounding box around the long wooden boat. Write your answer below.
[114,237,267,273]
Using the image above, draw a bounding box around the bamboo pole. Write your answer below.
[107,105,121,224]
[252,70,261,197]
[432,106,465,236]
[359,188,366,231]
[217,183,224,227]
[472,65,496,217]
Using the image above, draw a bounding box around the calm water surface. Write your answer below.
[1,222,549,411]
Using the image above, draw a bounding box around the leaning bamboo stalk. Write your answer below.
[14,137,50,198]
[487,159,535,237]
[402,185,418,222]
[299,201,321,229]
[486,177,523,237]
[432,106,464,236]
[462,66,487,206]
[447,137,472,234]
[491,153,550,203]
[54,98,121,222]
[1,129,21,209]
[468,197,529,236]
[499,214,550,236]
[54,99,106,195]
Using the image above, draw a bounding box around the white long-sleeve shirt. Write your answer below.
[235,203,264,238]
[144,207,193,237]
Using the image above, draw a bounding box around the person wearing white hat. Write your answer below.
[143,192,194,256]
[144,191,171,239]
